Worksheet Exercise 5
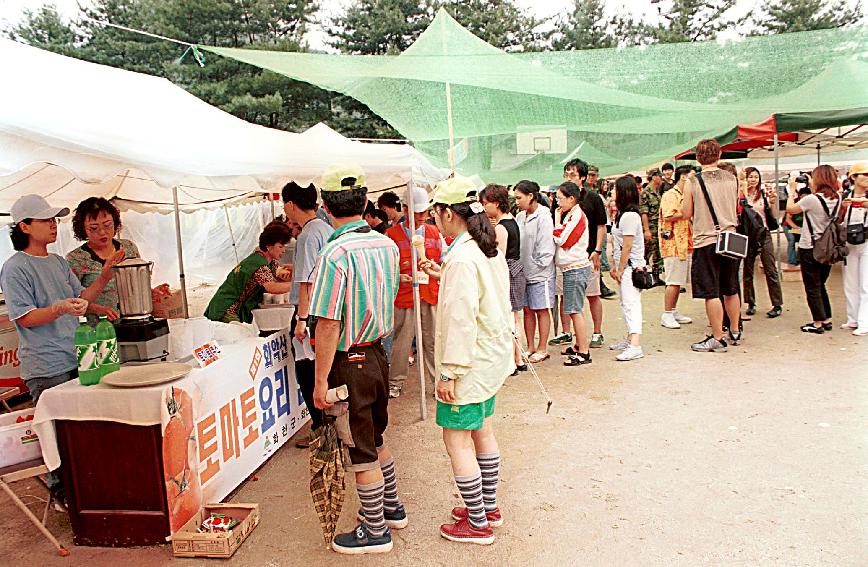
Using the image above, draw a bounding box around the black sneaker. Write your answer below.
[332,523,393,555]
[357,504,408,529]
[766,306,782,318]
[822,322,833,331]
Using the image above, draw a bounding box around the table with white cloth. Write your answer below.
[31,328,309,547]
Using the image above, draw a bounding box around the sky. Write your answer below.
[1,0,864,50]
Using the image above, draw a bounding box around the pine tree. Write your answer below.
[755,0,863,34]
[441,0,546,51]
[328,0,436,54]
[553,0,615,50]
[7,4,79,57]
[652,0,745,43]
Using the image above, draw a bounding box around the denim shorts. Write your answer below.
[526,277,555,310]
[562,266,591,314]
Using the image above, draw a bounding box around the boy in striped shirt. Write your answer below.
[309,165,404,555]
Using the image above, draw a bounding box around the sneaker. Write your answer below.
[332,523,393,555]
[548,333,572,345]
[600,288,617,299]
[853,328,868,336]
[841,322,858,330]
[388,386,401,399]
[728,330,743,346]
[451,506,504,527]
[673,311,692,324]
[745,304,756,316]
[823,322,833,331]
[589,333,605,348]
[616,345,644,361]
[766,306,782,318]
[439,517,495,545]
[357,504,408,529]
[691,335,728,352]
[661,311,681,329]
[608,338,630,351]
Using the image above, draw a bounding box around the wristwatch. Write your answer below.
[439,374,455,382]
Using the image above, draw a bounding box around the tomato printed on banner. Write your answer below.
[162,386,203,533]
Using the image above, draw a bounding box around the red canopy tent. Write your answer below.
[676,108,868,160]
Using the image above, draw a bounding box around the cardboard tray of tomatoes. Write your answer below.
[171,503,260,558]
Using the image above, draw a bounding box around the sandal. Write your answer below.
[527,352,550,363]
[560,345,579,356]
[800,323,824,334]
[563,352,592,366]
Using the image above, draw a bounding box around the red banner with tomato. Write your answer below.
[161,329,309,534]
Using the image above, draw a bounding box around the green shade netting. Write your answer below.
[200,9,868,183]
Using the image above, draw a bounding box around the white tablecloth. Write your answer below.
[33,335,267,471]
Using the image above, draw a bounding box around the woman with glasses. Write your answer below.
[66,197,168,320]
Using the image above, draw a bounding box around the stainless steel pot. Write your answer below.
[112,259,154,318]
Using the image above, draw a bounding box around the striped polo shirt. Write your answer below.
[309,219,400,351]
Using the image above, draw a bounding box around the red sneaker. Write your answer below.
[439,517,495,545]
[451,506,503,527]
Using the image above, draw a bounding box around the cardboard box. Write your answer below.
[172,503,260,558]
[152,289,185,319]
[0,409,40,468]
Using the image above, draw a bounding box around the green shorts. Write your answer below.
[436,395,496,430]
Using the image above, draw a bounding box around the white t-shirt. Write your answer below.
[798,194,841,250]
[613,210,646,268]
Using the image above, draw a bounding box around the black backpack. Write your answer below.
[738,200,770,247]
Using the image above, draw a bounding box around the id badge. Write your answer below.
[416,271,430,285]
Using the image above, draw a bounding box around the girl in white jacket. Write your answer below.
[553,182,593,366]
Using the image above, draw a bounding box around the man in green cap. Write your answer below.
[309,164,405,555]
[640,167,665,279]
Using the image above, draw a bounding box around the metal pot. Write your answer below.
[112,259,154,318]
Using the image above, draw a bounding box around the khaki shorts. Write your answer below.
[663,256,690,286]
[585,268,601,297]
[555,267,564,295]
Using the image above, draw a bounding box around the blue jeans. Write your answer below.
[381,332,393,364]
[601,230,611,271]
[784,226,799,265]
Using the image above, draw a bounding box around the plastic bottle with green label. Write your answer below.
[75,316,101,386]
[95,315,120,377]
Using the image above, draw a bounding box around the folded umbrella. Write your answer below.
[309,418,345,546]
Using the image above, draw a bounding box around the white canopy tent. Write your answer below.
[0,38,450,420]
[0,37,447,299]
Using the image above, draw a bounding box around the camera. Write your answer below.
[661,229,673,240]
[796,174,810,184]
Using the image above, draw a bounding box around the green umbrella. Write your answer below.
[309,419,345,546]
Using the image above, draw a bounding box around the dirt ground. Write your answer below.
[2,268,866,566]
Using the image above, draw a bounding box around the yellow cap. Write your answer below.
[430,175,477,206]
[850,162,868,176]
[321,163,366,192]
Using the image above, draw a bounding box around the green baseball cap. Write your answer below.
[321,163,366,192]
[588,165,599,174]
[646,167,662,178]
[430,175,477,206]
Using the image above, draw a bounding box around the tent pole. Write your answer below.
[223,205,240,265]
[173,187,190,319]
[817,143,821,166]
[407,174,427,421]
[445,82,456,173]
[774,133,782,276]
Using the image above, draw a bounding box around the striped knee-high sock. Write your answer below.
[357,480,387,537]
[455,473,488,529]
[477,452,500,512]
[380,457,401,513]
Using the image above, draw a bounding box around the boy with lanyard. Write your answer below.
[309,165,405,555]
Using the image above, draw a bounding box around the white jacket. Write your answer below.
[435,233,514,405]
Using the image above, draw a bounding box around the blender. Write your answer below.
[112,259,169,363]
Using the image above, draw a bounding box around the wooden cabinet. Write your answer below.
[56,420,170,546]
